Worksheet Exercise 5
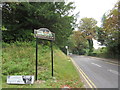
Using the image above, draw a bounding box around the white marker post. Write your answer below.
[65,46,69,56]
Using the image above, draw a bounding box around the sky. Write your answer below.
[67,0,118,49]
[73,0,118,26]
[72,0,118,27]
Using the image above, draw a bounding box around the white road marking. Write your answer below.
[107,69,120,75]
[91,63,102,67]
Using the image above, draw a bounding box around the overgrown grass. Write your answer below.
[2,42,83,88]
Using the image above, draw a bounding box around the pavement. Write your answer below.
[70,55,120,88]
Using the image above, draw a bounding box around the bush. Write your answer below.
[2,29,35,43]
[93,47,119,59]
[2,42,10,48]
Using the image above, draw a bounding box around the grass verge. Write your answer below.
[2,42,83,88]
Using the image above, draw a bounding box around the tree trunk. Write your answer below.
[87,39,93,55]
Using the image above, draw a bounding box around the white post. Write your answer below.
[65,46,69,55]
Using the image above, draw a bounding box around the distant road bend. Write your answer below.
[70,55,119,88]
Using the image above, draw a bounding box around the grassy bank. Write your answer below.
[2,42,83,88]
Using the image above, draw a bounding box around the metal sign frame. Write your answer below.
[34,28,55,81]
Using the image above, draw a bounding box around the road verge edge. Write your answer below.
[69,57,97,88]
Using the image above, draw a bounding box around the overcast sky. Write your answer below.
[71,0,118,27]
[67,0,118,49]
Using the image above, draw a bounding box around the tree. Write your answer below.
[96,26,106,45]
[98,1,120,58]
[2,2,76,48]
[68,31,88,55]
[78,17,97,55]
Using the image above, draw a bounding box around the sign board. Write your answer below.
[34,28,55,41]
[7,76,34,84]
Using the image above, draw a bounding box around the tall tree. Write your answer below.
[68,31,88,54]
[2,2,76,47]
[78,17,97,55]
[98,1,120,58]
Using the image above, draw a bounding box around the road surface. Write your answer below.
[71,55,119,88]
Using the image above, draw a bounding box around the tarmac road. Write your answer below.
[71,55,119,88]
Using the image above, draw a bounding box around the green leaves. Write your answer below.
[68,31,88,55]
[2,2,76,47]
[78,17,97,54]
[97,1,120,58]
[79,17,97,39]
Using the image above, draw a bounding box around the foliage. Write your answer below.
[78,17,97,55]
[97,1,120,59]
[2,2,76,47]
[102,3,119,46]
[96,26,106,45]
[93,47,119,59]
[68,31,88,55]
